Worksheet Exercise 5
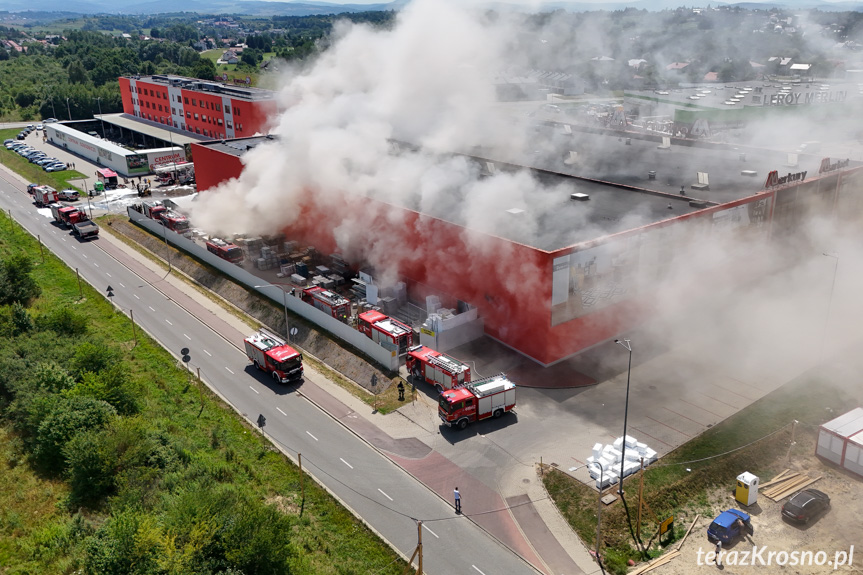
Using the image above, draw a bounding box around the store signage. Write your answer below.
[764,170,807,188]
[818,158,850,174]
[761,91,847,106]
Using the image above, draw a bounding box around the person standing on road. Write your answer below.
[454,487,461,514]
[714,540,722,566]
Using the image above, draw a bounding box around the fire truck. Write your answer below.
[406,345,471,393]
[357,310,413,356]
[438,374,517,430]
[33,185,59,207]
[244,328,303,383]
[301,286,351,322]
[205,237,244,264]
[136,200,192,237]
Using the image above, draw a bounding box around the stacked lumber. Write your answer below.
[761,470,821,501]
[629,550,681,575]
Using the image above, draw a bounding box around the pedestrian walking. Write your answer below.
[454,487,461,514]
[714,540,722,566]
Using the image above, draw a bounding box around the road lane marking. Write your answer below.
[422,524,439,539]
[472,566,487,575]
[340,458,353,469]
[249,386,259,394]
[119,283,125,288]
[62,237,66,242]
[277,407,287,416]
[106,273,111,277]
[183,334,191,340]
[306,431,318,441]
[94,263,99,267]
[71,246,77,250]
[148,306,155,312]
[82,253,87,258]
[377,489,393,501]
[165,319,173,326]
[225,367,234,374]
[133,294,140,299]
[203,349,211,356]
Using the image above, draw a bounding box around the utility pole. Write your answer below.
[401,521,423,575]
[130,308,138,347]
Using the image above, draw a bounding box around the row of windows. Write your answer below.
[131,109,244,135]
[131,84,243,116]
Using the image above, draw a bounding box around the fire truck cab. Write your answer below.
[439,374,517,430]
[357,310,412,356]
[406,345,471,393]
[301,286,351,322]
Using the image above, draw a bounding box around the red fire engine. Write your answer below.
[244,328,303,383]
[205,237,244,264]
[438,374,517,430]
[301,286,351,322]
[357,310,413,356]
[406,345,471,393]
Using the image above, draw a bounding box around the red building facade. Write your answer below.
[119,75,277,140]
[191,137,863,365]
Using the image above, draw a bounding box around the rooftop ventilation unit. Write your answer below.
[688,200,708,208]
[571,193,590,201]
[506,208,525,215]
[486,162,496,175]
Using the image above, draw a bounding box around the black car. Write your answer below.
[781,489,830,524]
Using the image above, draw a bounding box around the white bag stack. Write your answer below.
[586,435,659,484]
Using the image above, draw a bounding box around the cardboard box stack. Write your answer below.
[585,435,658,489]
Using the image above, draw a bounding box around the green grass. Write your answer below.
[0,129,87,192]
[0,211,406,573]
[543,371,855,574]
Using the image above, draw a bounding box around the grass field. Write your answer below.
[0,206,405,572]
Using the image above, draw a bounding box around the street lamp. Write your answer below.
[255,284,290,341]
[595,461,607,574]
[614,338,633,496]
[820,252,839,359]
[94,97,105,138]
[66,97,72,121]
[80,177,93,220]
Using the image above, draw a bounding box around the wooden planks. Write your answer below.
[761,471,821,501]
[629,550,681,575]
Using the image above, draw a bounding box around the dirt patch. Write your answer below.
[651,451,863,574]
[105,217,394,395]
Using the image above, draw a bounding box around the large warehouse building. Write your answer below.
[191,123,863,365]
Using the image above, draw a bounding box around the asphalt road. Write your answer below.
[0,169,540,575]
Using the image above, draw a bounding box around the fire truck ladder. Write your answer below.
[428,354,466,374]
[450,373,508,395]
[258,327,287,347]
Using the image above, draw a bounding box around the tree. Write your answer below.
[33,395,116,471]
[67,60,90,84]
[0,253,41,307]
[69,341,121,379]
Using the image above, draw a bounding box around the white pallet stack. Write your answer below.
[585,434,658,489]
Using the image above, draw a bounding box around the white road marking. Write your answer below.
[82,253,87,258]
[71,246,77,250]
[306,431,318,441]
[203,349,212,357]
[472,566,487,575]
[148,306,155,312]
[94,263,99,267]
[423,524,439,539]
[340,458,353,469]
[62,237,66,242]
[225,367,234,374]
[276,407,287,416]
[133,294,140,299]
[119,283,125,288]
[106,273,111,277]
[183,333,191,340]
[165,319,173,326]
[378,489,393,501]
[249,386,259,394]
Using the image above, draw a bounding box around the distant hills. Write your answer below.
[2,0,862,17]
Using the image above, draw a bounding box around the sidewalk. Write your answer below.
[2,157,593,575]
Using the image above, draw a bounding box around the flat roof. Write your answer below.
[127,74,276,101]
[196,127,860,252]
[98,113,206,146]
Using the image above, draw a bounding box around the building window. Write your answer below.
[158,105,162,112]
[192,99,196,106]
[226,120,232,129]
[172,107,176,115]
[217,118,223,126]
[195,127,200,134]
[237,123,243,132]
[225,105,231,114]
[202,115,207,122]
[234,106,240,116]
[184,97,189,104]
[145,102,150,108]
[216,103,221,112]
[194,113,199,120]
[186,111,191,118]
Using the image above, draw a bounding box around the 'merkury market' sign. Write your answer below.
[761,90,846,106]
[819,158,850,174]
[764,170,807,188]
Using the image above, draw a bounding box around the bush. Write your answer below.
[0,253,41,306]
[36,307,88,336]
[33,395,117,472]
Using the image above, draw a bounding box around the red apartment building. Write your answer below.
[119,75,278,140]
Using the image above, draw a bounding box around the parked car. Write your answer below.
[45,163,67,172]
[35,158,55,167]
[781,489,830,524]
[16,133,26,140]
[26,183,40,194]
[44,118,58,123]
[36,124,44,131]
[3,139,13,145]
[58,189,79,201]
[707,509,754,544]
